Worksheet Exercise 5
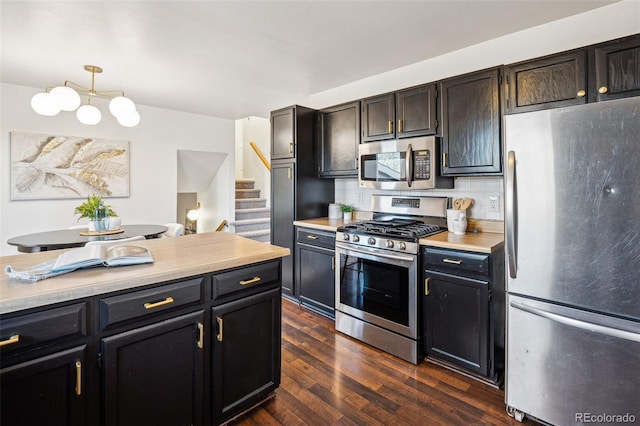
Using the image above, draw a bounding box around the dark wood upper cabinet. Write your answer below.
[506,50,587,114]
[361,84,438,142]
[396,84,438,138]
[592,35,640,102]
[440,67,502,176]
[271,107,295,160]
[319,101,360,178]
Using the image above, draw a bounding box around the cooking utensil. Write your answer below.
[460,198,473,210]
[453,198,463,210]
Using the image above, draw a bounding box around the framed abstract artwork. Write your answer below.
[10,132,130,200]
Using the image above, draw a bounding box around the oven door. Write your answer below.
[335,242,418,338]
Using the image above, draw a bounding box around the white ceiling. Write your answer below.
[0,0,620,120]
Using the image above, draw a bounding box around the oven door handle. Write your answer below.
[336,243,416,263]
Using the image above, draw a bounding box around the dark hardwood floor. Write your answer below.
[230,298,531,426]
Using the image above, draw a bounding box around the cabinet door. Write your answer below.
[362,93,395,142]
[296,243,335,317]
[1,346,87,426]
[396,84,438,137]
[506,50,587,114]
[440,68,502,175]
[593,36,640,101]
[424,271,489,376]
[319,101,360,178]
[271,162,295,297]
[212,287,281,425]
[271,107,295,159]
[101,311,205,426]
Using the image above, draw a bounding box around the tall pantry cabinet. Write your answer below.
[270,105,334,298]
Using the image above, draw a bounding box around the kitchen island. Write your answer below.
[0,232,290,426]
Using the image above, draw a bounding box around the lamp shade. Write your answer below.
[31,92,61,116]
[76,104,102,125]
[117,110,140,127]
[109,96,136,117]
[187,208,200,221]
[50,86,81,111]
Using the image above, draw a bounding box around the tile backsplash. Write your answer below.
[334,177,504,221]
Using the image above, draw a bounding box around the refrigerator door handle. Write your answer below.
[506,150,517,278]
[510,300,640,343]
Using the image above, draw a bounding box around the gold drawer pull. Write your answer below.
[598,86,608,94]
[0,334,20,347]
[75,361,82,396]
[576,89,586,98]
[443,258,462,265]
[197,322,204,349]
[307,235,319,240]
[144,296,175,310]
[239,276,261,286]
[216,317,224,342]
[425,277,431,295]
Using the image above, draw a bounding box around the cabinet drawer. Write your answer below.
[424,248,490,277]
[0,303,87,353]
[100,277,204,330]
[212,261,280,303]
[296,228,335,249]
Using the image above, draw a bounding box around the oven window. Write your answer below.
[338,254,409,326]
[361,152,406,182]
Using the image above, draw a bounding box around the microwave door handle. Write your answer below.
[406,143,413,187]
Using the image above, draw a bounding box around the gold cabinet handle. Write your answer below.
[425,277,431,296]
[289,142,293,153]
[598,86,608,94]
[577,89,586,98]
[287,167,292,179]
[75,361,82,396]
[388,120,393,134]
[197,322,204,349]
[443,152,447,168]
[443,258,462,265]
[144,296,174,310]
[239,276,261,285]
[0,334,20,347]
[307,235,318,240]
[331,256,335,270]
[398,119,404,133]
[216,317,223,342]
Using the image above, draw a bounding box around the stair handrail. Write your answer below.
[215,220,228,232]
[249,141,271,171]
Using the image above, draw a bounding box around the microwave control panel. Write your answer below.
[414,150,431,180]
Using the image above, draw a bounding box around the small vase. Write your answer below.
[93,203,110,233]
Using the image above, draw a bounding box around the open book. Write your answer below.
[5,245,154,282]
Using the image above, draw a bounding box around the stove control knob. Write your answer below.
[342,233,350,241]
[385,240,394,248]
[367,237,376,245]
[352,235,360,242]
[398,242,407,250]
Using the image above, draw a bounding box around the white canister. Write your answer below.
[109,216,122,231]
[446,209,466,232]
[328,203,342,219]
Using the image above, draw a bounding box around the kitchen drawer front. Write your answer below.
[212,260,280,303]
[100,277,204,330]
[296,228,335,249]
[0,302,87,354]
[424,247,490,277]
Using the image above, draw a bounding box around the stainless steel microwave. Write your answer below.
[358,136,454,190]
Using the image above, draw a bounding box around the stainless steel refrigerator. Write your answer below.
[504,97,640,425]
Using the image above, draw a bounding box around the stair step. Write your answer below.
[235,207,270,220]
[234,218,271,233]
[236,229,271,243]
[235,179,255,190]
[236,189,261,199]
[235,198,267,209]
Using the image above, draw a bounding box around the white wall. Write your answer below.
[305,1,640,221]
[1,83,235,255]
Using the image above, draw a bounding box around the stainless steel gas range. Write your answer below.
[334,195,449,364]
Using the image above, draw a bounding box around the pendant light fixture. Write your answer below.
[30,65,140,127]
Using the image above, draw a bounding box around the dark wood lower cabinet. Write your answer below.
[295,227,336,317]
[101,311,205,426]
[0,345,87,426]
[212,288,281,425]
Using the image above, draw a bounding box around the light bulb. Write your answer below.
[31,92,61,116]
[49,86,81,111]
[187,209,199,221]
[109,96,136,117]
[117,110,140,127]
[76,104,101,125]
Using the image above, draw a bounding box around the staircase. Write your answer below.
[234,179,271,242]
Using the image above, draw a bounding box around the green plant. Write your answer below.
[74,194,117,221]
[340,203,354,213]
